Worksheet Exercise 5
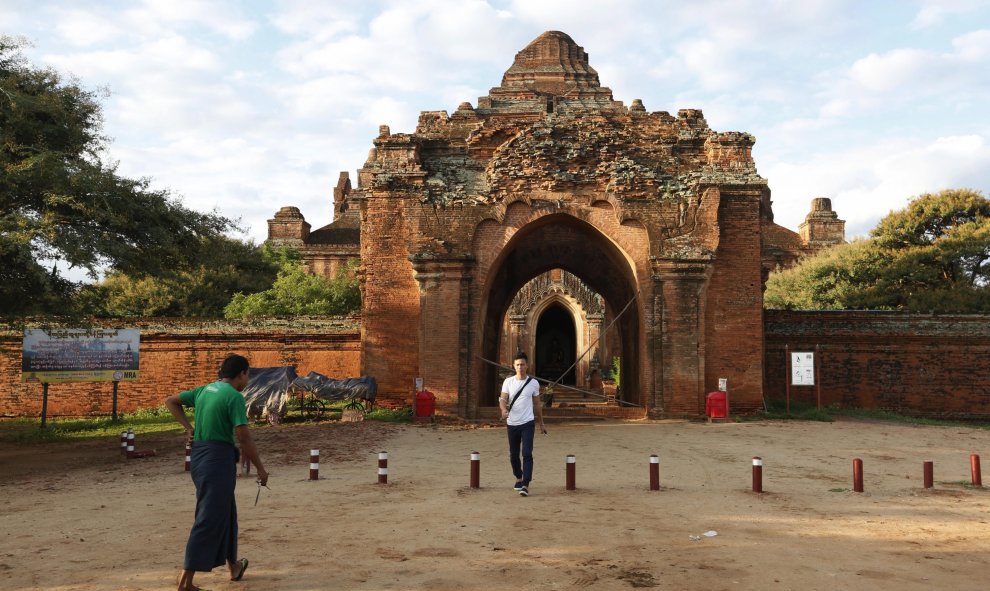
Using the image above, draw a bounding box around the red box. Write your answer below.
[705,392,727,418]
[414,390,436,417]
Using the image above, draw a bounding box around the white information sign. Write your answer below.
[718,378,727,392]
[790,352,815,386]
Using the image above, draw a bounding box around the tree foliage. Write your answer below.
[224,257,361,318]
[765,189,990,312]
[1,37,235,316]
[763,239,891,310]
[78,238,280,317]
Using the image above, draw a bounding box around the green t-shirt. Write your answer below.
[179,381,248,446]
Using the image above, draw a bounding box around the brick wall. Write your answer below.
[0,319,361,418]
[360,190,423,402]
[764,311,990,419]
[8,312,986,418]
[703,190,766,414]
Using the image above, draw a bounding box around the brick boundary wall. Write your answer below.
[764,311,990,419]
[1,318,361,418]
[5,312,988,419]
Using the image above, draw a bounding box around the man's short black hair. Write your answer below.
[513,351,528,362]
[219,354,250,379]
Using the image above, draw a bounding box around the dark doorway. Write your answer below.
[535,304,576,385]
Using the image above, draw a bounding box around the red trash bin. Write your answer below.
[705,392,727,419]
[414,390,436,418]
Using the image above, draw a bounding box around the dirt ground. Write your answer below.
[2,417,989,591]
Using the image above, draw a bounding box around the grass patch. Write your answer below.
[749,399,834,422]
[366,406,413,423]
[833,408,990,430]
[939,480,988,490]
[0,399,412,445]
[756,400,990,429]
[0,406,190,445]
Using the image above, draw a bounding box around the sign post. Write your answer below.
[785,344,790,414]
[41,383,49,429]
[789,350,816,412]
[112,380,120,422]
[22,329,140,428]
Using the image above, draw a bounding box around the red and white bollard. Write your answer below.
[241,458,251,476]
[470,452,480,489]
[852,458,864,493]
[309,449,319,481]
[378,451,388,484]
[924,460,934,489]
[126,429,135,459]
[184,442,191,472]
[971,454,982,487]
[649,455,660,491]
[120,432,127,457]
[752,457,763,493]
[565,454,576,491]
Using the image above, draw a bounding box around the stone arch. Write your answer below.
[473,212,643,413]
[524,291,588,385]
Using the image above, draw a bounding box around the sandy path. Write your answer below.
[1,418,989,590]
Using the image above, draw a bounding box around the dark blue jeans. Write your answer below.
[507,420,536,485]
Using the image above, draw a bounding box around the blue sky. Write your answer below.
[4,0,989,253]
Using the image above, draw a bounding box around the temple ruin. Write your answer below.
[267,31,844,419]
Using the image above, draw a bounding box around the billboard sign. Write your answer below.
[22,329,140,383]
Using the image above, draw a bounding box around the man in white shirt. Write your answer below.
[499,351,547,496]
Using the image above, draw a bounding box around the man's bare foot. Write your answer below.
[176,569,207,591]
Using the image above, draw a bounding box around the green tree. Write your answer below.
[765,189,990,312]
[870,188,989,286]
[224,257,361,318]
[764,240,891,310]
[1,37,235,316]
[77,238,279,317]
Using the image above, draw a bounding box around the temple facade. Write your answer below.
[267,31,844,418]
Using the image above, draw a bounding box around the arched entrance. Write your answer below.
[534,304,576,385]
[477,213,642,411]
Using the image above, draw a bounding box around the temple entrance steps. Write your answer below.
[543,406,647,421]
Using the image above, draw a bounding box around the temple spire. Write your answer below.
[479,31,622,113]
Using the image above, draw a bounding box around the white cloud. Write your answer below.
[833,29,990,109]
[360,96,416,130]
[911,0,988,29]
[848,48,938,93]
[53,9,122,47]
[953,28,990,60]
[129,0,258,41]
[8,0,990,252]
[269,0,364,37]
[765,134,990,237]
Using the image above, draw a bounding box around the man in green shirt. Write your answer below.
[165,354,268,591]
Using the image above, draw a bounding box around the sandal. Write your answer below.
[231,557,249,581]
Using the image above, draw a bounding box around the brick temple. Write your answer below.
[267,31,844,419]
